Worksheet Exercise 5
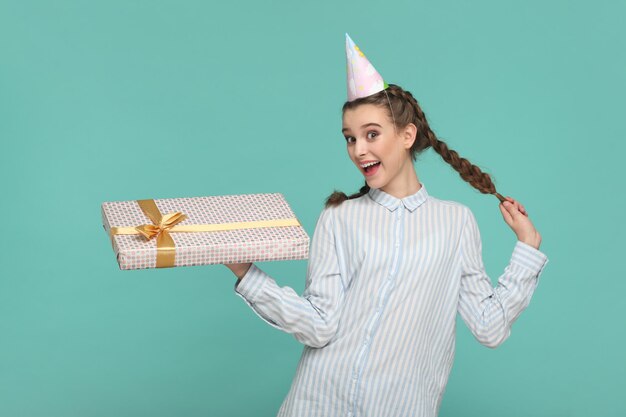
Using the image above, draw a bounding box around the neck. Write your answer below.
[380,163,421,199]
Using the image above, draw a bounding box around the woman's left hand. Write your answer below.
[499,196,542,250]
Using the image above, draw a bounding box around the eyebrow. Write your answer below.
[342,123,382,134]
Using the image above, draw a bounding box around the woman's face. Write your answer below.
[342,103,416,193]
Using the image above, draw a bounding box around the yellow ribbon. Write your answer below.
[109,199,301,268]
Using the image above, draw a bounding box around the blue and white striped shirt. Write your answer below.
[234,182,549,417]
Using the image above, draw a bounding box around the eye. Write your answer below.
[344,131,379,144]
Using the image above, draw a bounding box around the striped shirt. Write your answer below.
[234,182,549,417]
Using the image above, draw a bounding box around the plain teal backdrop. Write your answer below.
[1,0,624,416]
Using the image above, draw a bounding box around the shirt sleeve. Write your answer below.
[457,207,549,349]
[233,207,345,348]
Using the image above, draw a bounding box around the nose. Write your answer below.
[354,137,368,157]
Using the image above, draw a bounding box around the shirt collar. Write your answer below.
[367,182,429,212]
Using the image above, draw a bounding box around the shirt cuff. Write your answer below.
[234,263,267,303]
[510,240,549,276]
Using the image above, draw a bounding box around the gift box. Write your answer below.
[101,193,310,270]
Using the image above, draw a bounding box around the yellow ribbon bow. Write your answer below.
[135,211,188,240]
[131,200,187,268]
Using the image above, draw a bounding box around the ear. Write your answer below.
[403,123,418,149]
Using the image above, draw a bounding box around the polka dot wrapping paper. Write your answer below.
[101,193,310,270]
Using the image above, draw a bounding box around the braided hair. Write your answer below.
[325,84,506,208]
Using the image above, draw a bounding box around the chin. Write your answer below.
[365,177,382,189]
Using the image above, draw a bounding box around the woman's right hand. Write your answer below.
[224,263,252,280]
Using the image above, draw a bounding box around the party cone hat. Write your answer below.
[345,33,389,101]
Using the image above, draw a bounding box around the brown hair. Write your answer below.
[324,83,506,207]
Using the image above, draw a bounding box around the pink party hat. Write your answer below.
[345,33,389,101]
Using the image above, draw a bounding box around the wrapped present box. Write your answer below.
[101,193,310,270]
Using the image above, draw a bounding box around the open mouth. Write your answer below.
[363,161,381,176]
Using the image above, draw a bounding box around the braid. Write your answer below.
[324,182,370,207]
[388,88,506,202]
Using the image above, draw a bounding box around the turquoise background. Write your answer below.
[1,0,624,416]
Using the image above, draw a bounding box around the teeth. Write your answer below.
[360,161,379,168]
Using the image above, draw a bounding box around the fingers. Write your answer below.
[504,196,528,217]
[499,201,513,224]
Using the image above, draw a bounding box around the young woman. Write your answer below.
[224,34,548,417]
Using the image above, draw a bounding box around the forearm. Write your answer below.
[234,263,345,348]
[459,241,549,348]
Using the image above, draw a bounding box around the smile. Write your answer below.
[362,161,381,176]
